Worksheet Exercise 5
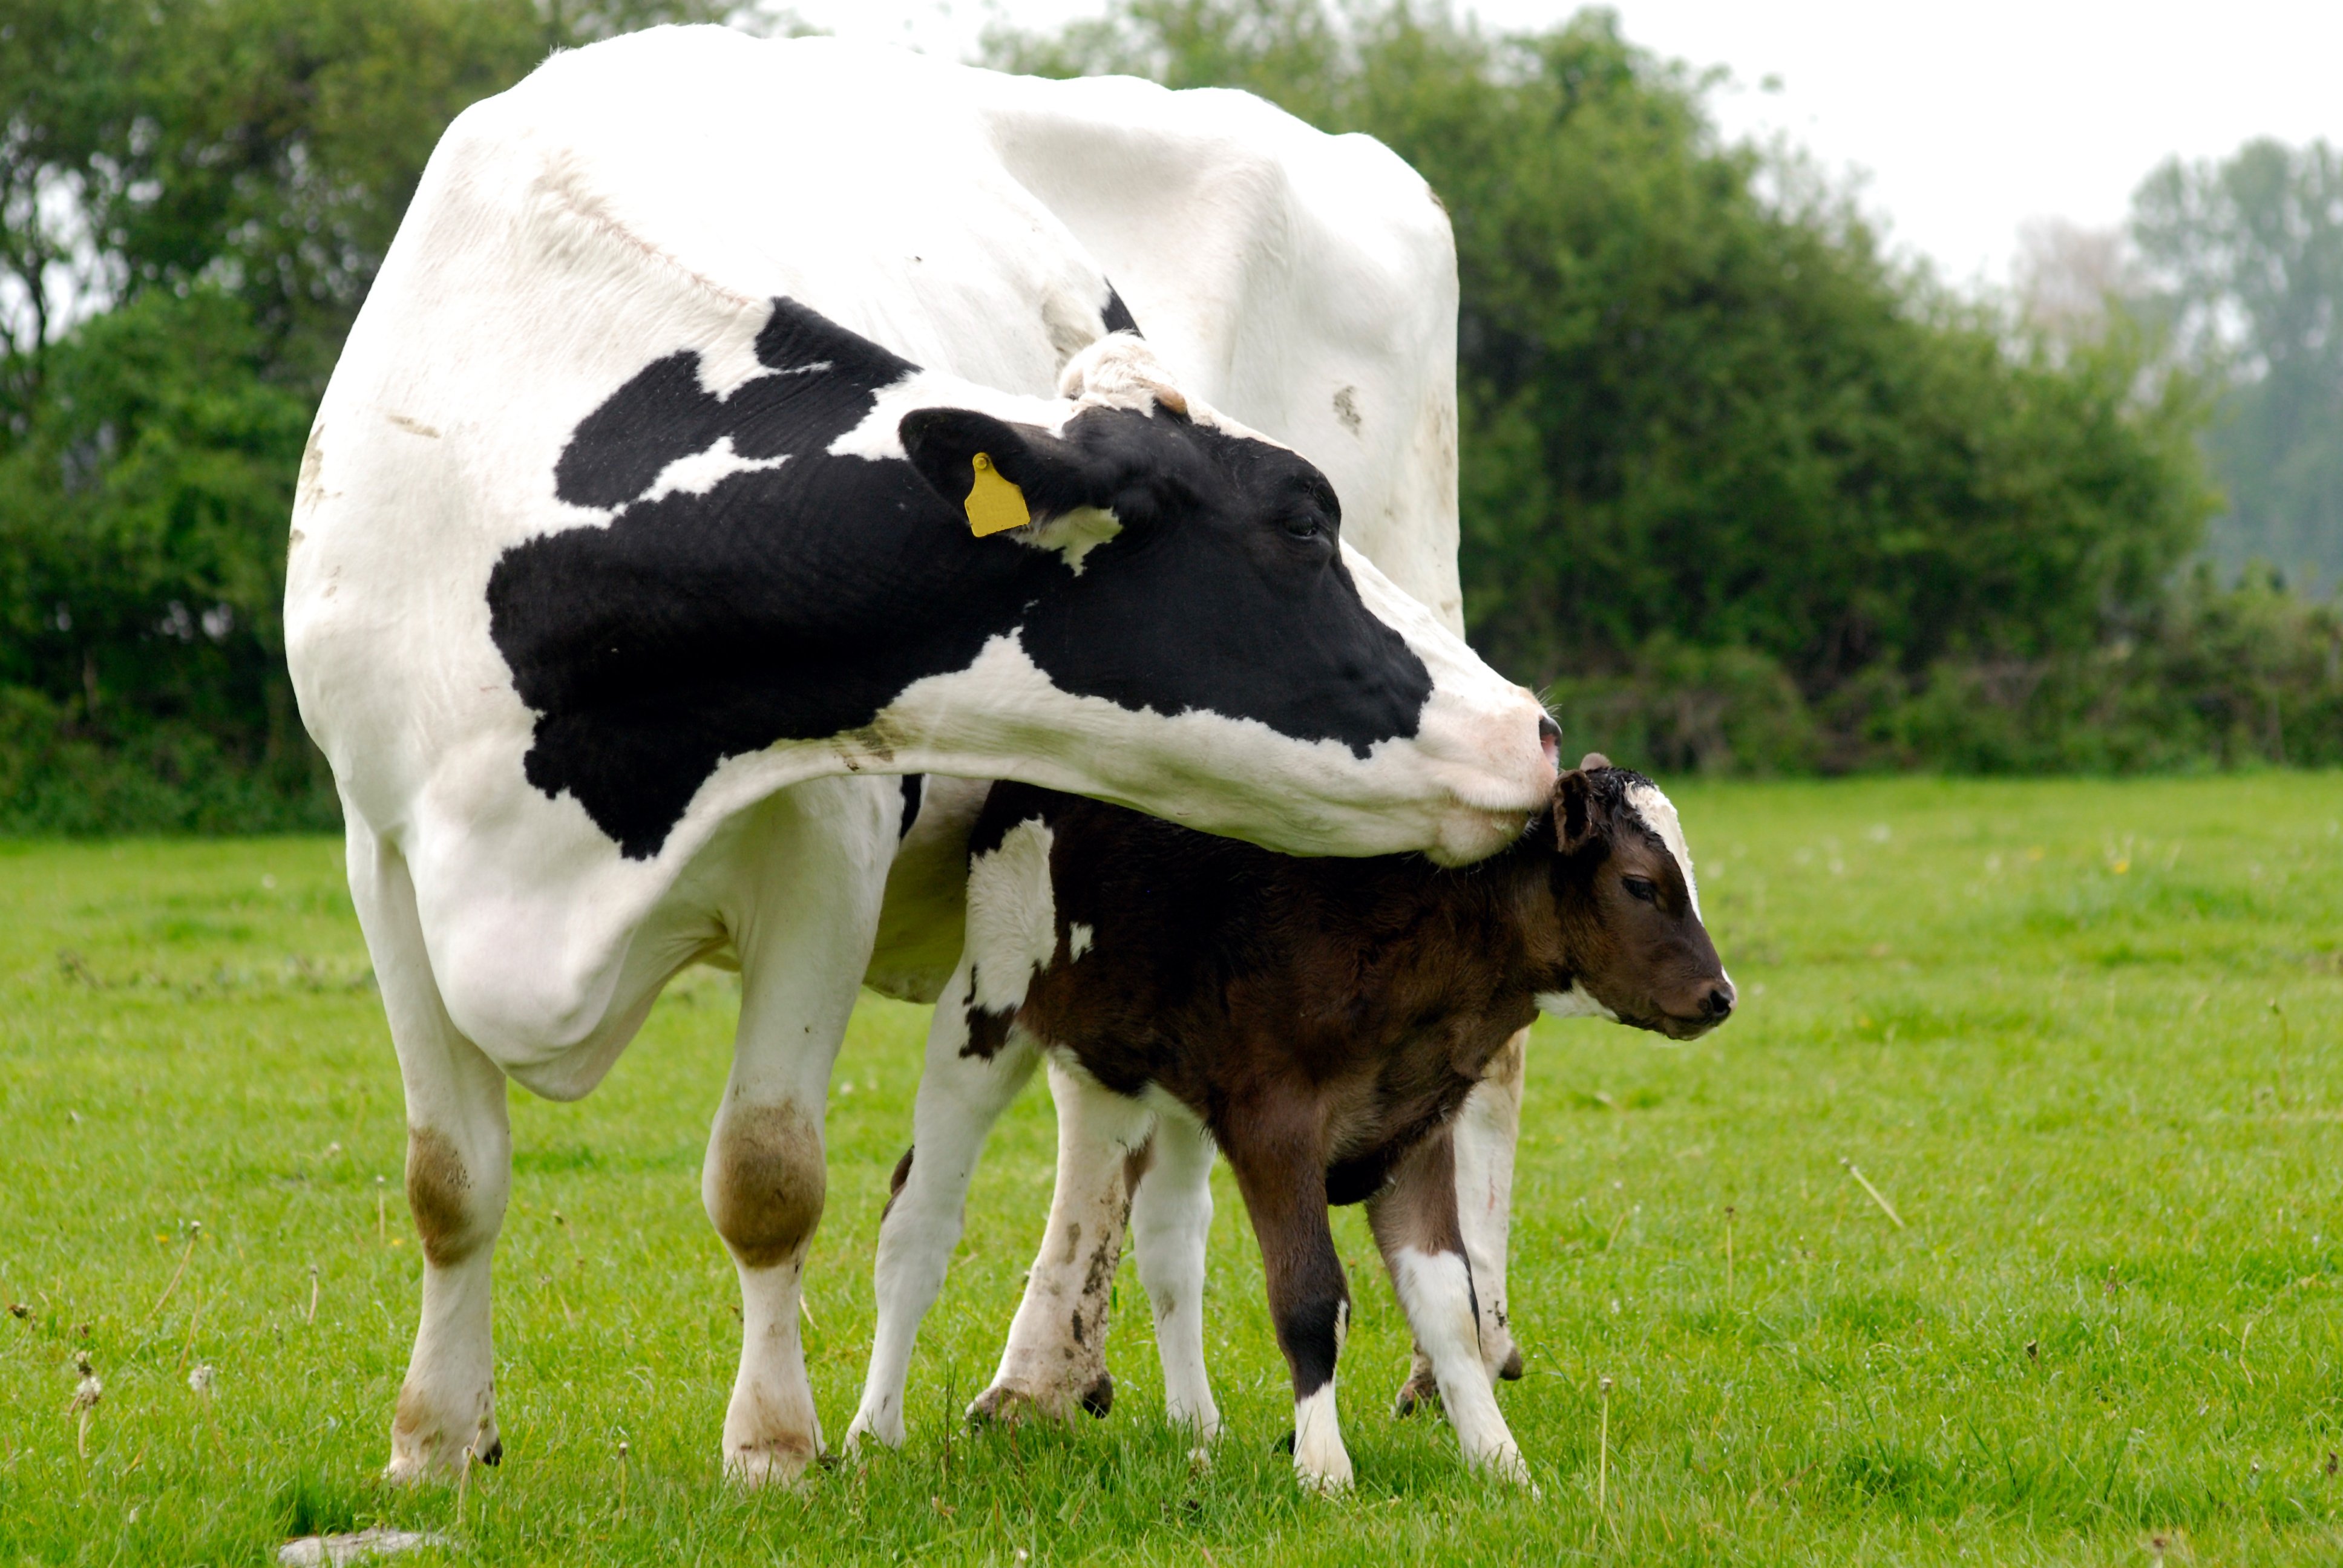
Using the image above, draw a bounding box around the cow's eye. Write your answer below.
[1622,876,1658,903]
[1280,512,1322,540]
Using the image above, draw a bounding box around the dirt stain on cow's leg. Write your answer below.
[406,1126,477,1266]
[706,1102,826,1269]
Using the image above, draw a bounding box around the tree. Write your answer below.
[0,0,724,829]
[990,2,2218,765]
[2133,139,2343,597]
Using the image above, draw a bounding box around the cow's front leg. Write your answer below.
[1401,1027,1527,1411]
[706,782,891,1486]
[968,1057,1153,1428]
[845,963,1038,1452]
[1222,1122,1351,1492]
[349,824,512,1483]
[1128,1107,1219,1445]
[1369,1126,1527,1483]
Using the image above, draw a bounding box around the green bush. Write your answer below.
[994,2,2340,778]
[0,0,2333,832]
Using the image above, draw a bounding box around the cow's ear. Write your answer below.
[1555,768,1599,854]
[899,409,1110,536]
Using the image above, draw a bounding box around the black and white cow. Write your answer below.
[284,28,1554,1485]
[847,762,1731,1489]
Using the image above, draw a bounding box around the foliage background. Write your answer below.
[0,0,2338,831]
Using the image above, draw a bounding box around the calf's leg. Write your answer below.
[349,819,512,1483]
[1222,1122,1352,1492]
[1128,1108,1220,1442]
[969,1058,1154,1426]
[1400,1028,1528,1409]
[1369,1127,1527,1482]
[845,962,1039,1451]
[704,782,891,1486]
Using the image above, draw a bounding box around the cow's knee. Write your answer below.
[406,1125,503,1267]
[705,1102,827,1269]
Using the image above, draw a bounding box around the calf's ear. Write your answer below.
[899,410,1113,536]
[1555,768,1599,853]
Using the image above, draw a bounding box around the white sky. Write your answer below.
[775,1,2343,290]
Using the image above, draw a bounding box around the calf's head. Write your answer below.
[1529,754,1733,1040]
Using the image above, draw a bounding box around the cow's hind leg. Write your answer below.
[968,1058,1153,1428]
[1369,1126,1526,1483]
[704,782,893,1486]
[349,821,512,1483]
[1128,1107,1219,1445]
[845,961,1039,1452]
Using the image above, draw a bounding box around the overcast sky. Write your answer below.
[775,1,2343,290]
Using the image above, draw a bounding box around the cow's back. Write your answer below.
[966,68,1462,630]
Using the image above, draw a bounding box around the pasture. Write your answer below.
[2,774,2341,1565]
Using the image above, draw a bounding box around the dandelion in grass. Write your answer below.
[69,1352,100,1457]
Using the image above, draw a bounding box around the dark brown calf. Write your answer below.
[844,759,1730,1488]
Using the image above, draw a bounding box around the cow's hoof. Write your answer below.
[1496,1345,1525,1382]
[382,1429,498,1485]
[1392,1370,1441,1418]
[724,1437,818,1489]
[1078,1373,1114,1419]
[966,1384,1044,1428]
[380,1454,429,1487]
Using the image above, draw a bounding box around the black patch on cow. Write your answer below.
[488,296,1431,859]
[1100,284,1141,338]
[897,774,924,840]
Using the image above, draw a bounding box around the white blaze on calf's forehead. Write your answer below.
[1624,780,1701,917]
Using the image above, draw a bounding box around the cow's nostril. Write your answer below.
[1703,987,1734,1018]
[1536,713,1561,772]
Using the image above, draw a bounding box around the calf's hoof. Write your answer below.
[1077,1372,1115,1418]
[1295,1450,1355,1494]
[1497,1345,1525,1381]
[841,1416,905,1456]
[1474,1443,1533,1489]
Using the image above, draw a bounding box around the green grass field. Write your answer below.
[3,775,2342,1565]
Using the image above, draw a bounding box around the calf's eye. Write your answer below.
[1622,876,1658,903]
[1280,513,1321,540]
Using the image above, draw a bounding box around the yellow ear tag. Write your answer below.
[965,452,1031,537]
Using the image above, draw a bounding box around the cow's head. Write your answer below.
[1527,754,1733,1039]
[495,307,1552,866]
[896,336,1555,865]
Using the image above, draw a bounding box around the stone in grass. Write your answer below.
[278,1529,451,1566]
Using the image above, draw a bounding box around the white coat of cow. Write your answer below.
[285,27,1553,1486]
